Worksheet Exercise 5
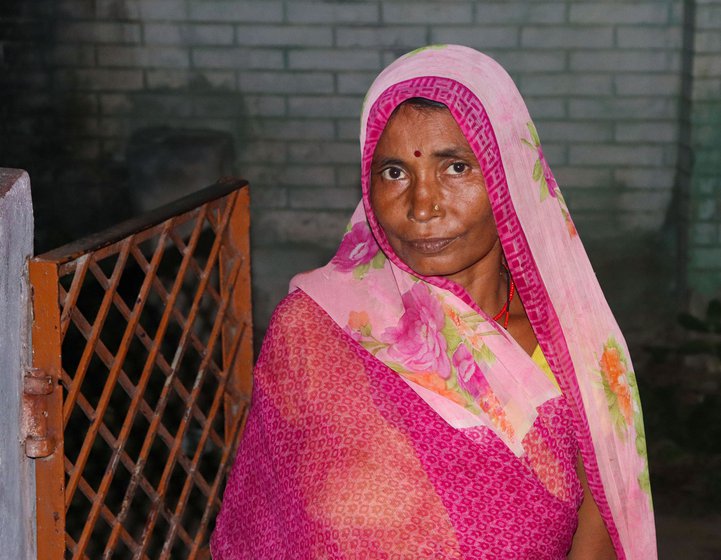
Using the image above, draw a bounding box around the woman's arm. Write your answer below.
[567,454,617,560]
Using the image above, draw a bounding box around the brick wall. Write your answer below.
[687,0,721,295]
[2,0,716,331]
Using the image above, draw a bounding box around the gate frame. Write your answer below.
[26,178,251,558]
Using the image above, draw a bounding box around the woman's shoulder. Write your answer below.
[261,288,342,352]
[269,288,329,328]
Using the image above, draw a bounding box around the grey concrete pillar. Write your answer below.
[0,169,36,558]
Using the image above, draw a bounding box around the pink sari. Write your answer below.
[212,45,656,559]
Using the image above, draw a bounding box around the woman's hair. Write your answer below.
[393,96,448,114]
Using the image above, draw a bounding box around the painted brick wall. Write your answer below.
[688,0,721,295]
[2,0,713,330]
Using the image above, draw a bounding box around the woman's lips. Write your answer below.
[405,237,456,254]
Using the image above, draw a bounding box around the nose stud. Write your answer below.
[433,204,440,212]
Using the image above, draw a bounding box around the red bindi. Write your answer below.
[414,150,422,157]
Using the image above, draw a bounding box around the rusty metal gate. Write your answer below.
[25,179,252,559]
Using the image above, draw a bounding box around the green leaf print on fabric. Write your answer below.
[523,121,577,237]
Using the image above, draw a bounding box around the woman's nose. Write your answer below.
[407,176,441,223]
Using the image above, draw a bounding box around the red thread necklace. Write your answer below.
[492,263,515,329]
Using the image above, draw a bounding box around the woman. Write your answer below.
[212,45,656,559]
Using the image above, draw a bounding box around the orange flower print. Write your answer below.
[598,337,639,440]
[348,310,370,331]
[403,372,467,407]
[600,345,633,425]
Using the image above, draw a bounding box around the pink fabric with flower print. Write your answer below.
[293,45,656,559]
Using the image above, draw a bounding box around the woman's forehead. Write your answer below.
[375,103,472,153]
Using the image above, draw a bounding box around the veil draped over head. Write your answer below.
[212,45,656,560]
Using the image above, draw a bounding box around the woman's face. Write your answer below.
[370,104,499,287]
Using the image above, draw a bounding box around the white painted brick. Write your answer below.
[288,49,380,71]
[692,223,718,246]
[615,122,678,143]
[290,187,359,209]
[521,27,613,49]
[617,210,667,233]
[146,69,189,89]
[249,186,288,209]
[50,45,96,67]
[553,166,612,188]
[336,119,359,141]
[694,55,721,78]
[336,165,361,188]
[129,93,194,116]
[616,27,682,49]
[535,121,613,143]
[662,144,679,166]
[570,98,676,120]
[382,2,472,24]
[188,1,283,22]
[695,31,721,53]
[235,25,333,47]
[618,190,672,213]
[525,97,566,118]
[563,192,616,212]
[237,140,288,164]
[144,23,234,45]
[520,74,613,96]
[98,46,190,68]
[570,144,664,166]
[692,78,721,100]
[253,209,349,248]
[614,168,675,189]
[287,2,379,24]
[100,93,133,114]
[192,95,251,117]
[693,123,720,146]
[97,0,188,20]
[569,3,669,24]
[570,50,677,72]
[288,96,362,118]
[192,47,284,69]
[430,27,520,49]
[337,72,376,94]
[615,73,680,96]
[58,0,95,19]
[96,0,141,19]
[57,22,141,43]
[190,70,236,90]
[695,177,721,195]
[242,95,287,117]
[55,68,143,90]
[695,197,717,221]
[696,5,721,29]
[490,51,566,72]
[259,119,335,140]
[336,26,427,49]
[476,3,565,24]
[538,143,566,164]
[289,141,359,164]
[237,71,334,94]
[138,0,187,20]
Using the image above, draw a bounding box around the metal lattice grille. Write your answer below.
[29,181,252,559]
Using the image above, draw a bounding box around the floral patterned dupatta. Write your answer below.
[292,45,656,559]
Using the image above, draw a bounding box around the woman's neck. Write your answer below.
[447,240,507,317]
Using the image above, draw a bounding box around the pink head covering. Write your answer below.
[292,45,656,559]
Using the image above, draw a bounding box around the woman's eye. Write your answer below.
[447,162,468,175]
[381,167,405,180]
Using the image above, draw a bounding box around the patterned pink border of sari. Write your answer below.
[360,77,624,558]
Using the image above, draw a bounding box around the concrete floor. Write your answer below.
[657,514,721,559]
